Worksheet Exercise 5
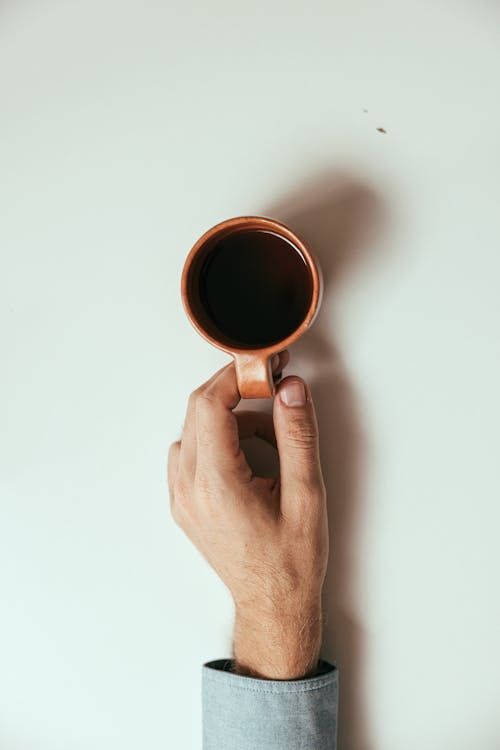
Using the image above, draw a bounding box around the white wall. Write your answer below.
[1,1,499,748]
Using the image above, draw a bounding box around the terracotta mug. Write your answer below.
[181,216,322,398]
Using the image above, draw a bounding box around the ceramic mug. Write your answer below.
[181,216,322,398]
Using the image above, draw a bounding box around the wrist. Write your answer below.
[232,596,323,680]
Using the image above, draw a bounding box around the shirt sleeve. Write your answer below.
[202,659,338,750]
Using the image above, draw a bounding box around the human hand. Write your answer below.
[167,352,328,680]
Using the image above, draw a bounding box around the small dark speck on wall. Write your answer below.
[363,108,368,113]
[377,127,387,133]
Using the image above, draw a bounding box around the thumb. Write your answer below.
[273,376,324,511]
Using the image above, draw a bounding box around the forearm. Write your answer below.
[233,596,323,680]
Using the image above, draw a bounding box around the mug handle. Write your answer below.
[233,352,275,399]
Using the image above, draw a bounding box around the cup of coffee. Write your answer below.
[181,216,322,398]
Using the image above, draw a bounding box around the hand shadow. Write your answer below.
[241,169,387,750]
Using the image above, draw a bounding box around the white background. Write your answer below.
[1,1,499,749]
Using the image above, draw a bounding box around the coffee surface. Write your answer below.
[198,230,312,347]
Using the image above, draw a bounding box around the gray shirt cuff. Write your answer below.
[202,659,338,750]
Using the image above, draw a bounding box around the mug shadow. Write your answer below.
[242,169,388,750]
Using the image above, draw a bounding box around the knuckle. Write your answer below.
[285,418,318,449]
[173,476,188,507]
[170,478,192,529]
[282,476,326,523]
[188,388,202,410]
[193,470,217,501]
[195,389,216,416]
[300,471,326,496]
[168,440,181,464]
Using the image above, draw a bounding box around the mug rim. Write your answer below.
[181,215,322,355]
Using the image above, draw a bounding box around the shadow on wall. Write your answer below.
[266,170,387,750]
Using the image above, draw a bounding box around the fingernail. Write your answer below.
[271,354,280,371]
[279,379,306,407]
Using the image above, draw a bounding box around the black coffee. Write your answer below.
[198,230,313,348]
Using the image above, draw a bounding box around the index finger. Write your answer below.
[195,361,243,474]
[194,352,288,475]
